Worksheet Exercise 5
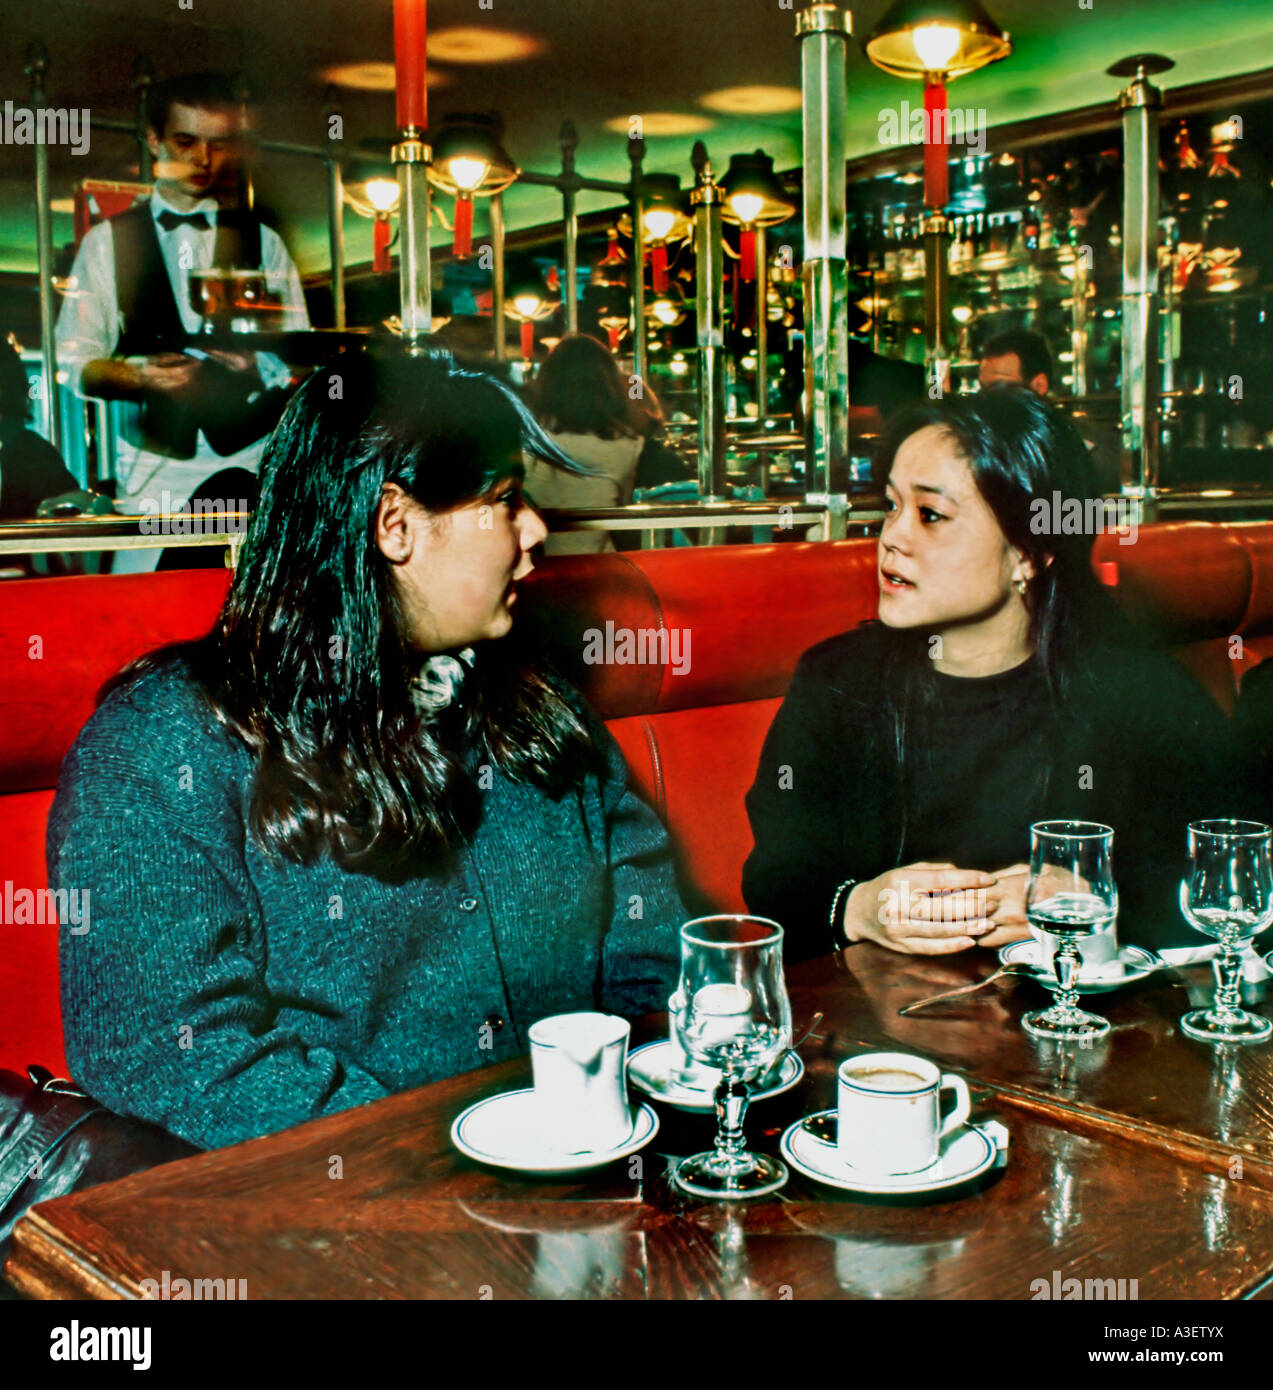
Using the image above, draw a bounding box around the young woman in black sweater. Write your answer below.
[744,386,1237,962]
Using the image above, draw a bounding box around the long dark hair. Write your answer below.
[871,385,1130,857]
[532,334,649,440]
[112,349,606,877]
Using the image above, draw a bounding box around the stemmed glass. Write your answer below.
[1021,821,1116,1042]
[670,916,792,1199]
[1179,819,1273,1045]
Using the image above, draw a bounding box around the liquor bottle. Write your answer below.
[968,212,984,259]
[1024,203,1040,252]
[1039,211,1055,250]
[865,210,881,270]
[988,213,1011,256]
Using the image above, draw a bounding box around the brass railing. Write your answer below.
[6,491,1273,570]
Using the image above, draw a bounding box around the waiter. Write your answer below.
[56,70,309,572]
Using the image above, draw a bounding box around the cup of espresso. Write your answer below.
[838,1051,971,1175]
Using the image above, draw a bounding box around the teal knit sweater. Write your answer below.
[48,660,685,1151]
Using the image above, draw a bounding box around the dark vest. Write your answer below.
[108,204,288,460]
[111,203,263,356]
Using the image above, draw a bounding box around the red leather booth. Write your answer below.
[3,521,1272,1077]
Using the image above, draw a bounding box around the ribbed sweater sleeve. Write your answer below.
[743,637,867,961]
[593,722,684,1015]
[49,673,390,1150]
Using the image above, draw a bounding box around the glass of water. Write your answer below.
[671,916,792,1199]
[1022,821,1117,1043]
[1179,820,1273,1045]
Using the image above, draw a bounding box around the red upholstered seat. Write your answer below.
[0,571,232,795]
[1,790,62,1075]
[0,571,231,1073]
[1227,523,1273,689]
[2,524,1272,1074]
[609,700,783,915]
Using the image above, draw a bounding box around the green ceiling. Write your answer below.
[0,0,1270,279]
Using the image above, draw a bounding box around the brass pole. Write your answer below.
[691,141,726,501]
[756,223,769,420]
[923,209,951,394]
[1112,53,1172,496]
[1070,246,1089,399]
[561,120,579,336]
[132,54,154,183]
[796,3,851,495]
[491,191,506,362]
[394,136,432,349]
[323,87,346,331]
[26,39,60,450]
[627,135,647,383]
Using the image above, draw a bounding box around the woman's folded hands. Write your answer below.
[842,861,1033,955]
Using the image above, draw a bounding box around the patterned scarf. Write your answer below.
[408,646,477,716]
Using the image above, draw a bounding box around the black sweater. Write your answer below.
[743,622,1239,961]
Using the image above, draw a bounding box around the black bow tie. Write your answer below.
[157,209,211,232]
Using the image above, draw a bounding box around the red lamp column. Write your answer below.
[373,216,393,273]
[923,77,950,210]
[393,0,431,345]
[863,3,1015,400]
[394,0,426,132]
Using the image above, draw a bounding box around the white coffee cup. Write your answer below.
[528,1012,633,1154]
[837,1051,971,1176]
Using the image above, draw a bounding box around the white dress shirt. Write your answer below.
[55,188,309,571]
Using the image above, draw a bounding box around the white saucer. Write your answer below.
[780,1113,1008,1196]
[450,1088,659,1175]
[998,941,1161,993]
[627,1041,805,1112]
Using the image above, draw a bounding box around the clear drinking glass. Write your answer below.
[1022,821,1116,1042]
[1179,819,1273,1045]
[670,915,792,1199]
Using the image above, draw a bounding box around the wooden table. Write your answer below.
[7,950,1273,1301]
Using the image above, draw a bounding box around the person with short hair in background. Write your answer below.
[979,327,1121,492]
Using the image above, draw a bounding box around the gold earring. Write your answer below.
[1015,577,1028,595]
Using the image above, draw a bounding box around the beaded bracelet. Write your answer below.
[829,879,858,951]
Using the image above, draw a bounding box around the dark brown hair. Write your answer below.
[109,349,605,878]
[147,71,240,137]
[531,334,651,440]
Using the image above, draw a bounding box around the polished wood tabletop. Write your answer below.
[7,949,1273,1301]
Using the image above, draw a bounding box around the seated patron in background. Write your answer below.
[743,386,1236,962]
[524,334,656,554]
[979,328,1121,493]
[49,352,684,1151]
[55,70,309,574]
[0,335,111,577]
[0,336,80,520]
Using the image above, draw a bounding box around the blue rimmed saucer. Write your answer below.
[998,940,1161,994]
[780,1113,1007,1196]
[450,1088,659,1175]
